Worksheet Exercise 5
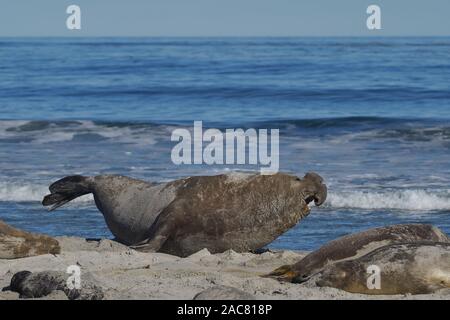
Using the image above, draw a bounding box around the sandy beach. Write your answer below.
[1,237,448,300]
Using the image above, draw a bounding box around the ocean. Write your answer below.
[0,37,449,251]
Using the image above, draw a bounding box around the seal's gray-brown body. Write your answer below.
[42,172,327,257]
[314,242,450,295]
[0,220,60,259]
[8,270,103,300]
[267,224,449,282]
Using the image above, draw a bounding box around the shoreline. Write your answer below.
[1,236,448,300]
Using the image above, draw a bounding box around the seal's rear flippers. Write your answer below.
[42,175,92,211]
[261,264,296,281]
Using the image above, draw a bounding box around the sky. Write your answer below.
[0,0,449,37]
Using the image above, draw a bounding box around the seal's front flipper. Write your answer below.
[129,208,174,253]
[130,198,187,254]
[130,235,168,253]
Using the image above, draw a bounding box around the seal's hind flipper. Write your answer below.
[261,264,297,281]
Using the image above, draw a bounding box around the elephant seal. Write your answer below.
[267,224,449,282]
[314,242,450,295]
[0,220,60,259]
[7,270,103,300]
[43,172,327,257]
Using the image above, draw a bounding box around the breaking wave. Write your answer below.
[2,180,450,212]
[1,118,450,147]
[0,120,177,145]
[0,182,93,203]
[326,189,450,211]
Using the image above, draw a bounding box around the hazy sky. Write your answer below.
[1,0,449,37]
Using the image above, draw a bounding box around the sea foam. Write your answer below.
[326,189,450,211]
[0,182,93,203]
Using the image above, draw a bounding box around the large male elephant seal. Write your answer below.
[314,242,450,295]
[267,224,449,283]
[42,172,327,257]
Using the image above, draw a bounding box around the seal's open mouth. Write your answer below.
[305,195,323,206]
[304,195,316,205]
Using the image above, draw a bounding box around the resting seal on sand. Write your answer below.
[314,242,450,295]
[6,270,103,300]
[267,224,449,282]
[0,220,60,259]
[42,172,327,257]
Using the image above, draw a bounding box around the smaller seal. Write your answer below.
[314,242,450,295]
[0,220,60,259]
[266,224,449,283]
[7,270,103,300]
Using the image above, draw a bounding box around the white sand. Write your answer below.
[0,237,448,300]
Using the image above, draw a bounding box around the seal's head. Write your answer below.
[315,264,350,288]
[314,261,368,293]
[292,272,313,284]
[299,172,327,206]
[9,270,32,293]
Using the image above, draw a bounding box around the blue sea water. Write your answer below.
[0,37,449,250]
